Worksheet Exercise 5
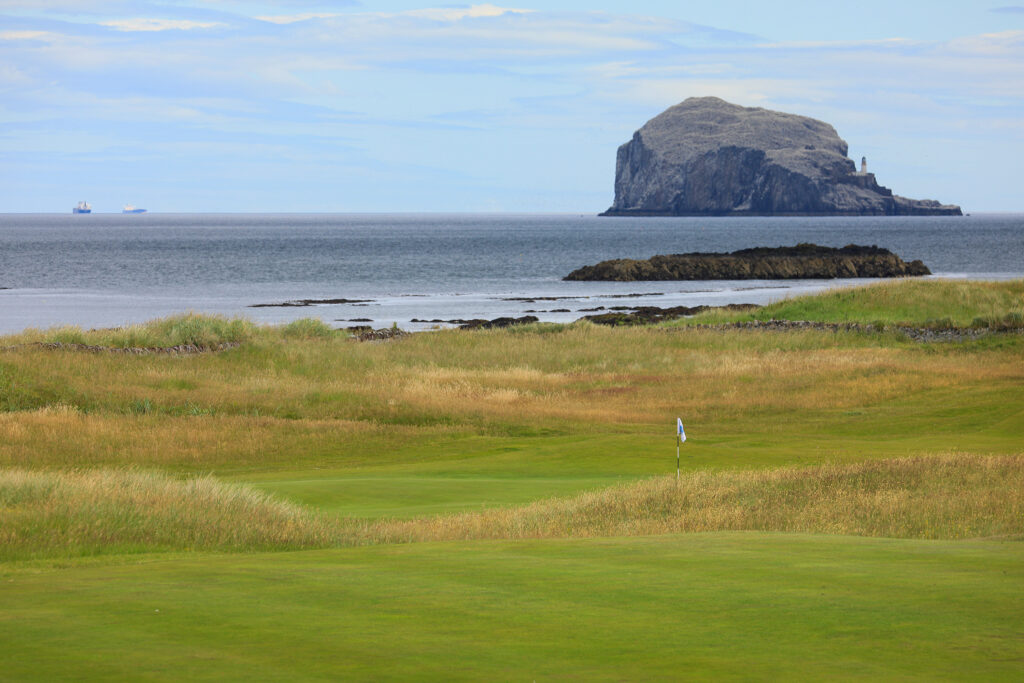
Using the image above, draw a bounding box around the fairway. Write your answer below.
[2,534,1022,681]
[2,279,1023,679]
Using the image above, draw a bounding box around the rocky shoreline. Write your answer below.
[565,244,930,282]
[690,319,1022,343]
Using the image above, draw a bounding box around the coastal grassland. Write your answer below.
[680,277,1024,327]
[2,279,1024,679]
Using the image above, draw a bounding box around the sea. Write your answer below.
[1,213,1021,334]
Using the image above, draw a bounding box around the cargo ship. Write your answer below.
[72,201,92,214]
[122,204,147,214]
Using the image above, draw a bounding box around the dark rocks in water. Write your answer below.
[251,297,373,308]
[601,97,961,217]
[584,303,759,326]
[565,243,930,281]
[459,315,540,330]
[411,317,481,325]
[408,315,540,329]
[500,292,663,302]
[501,296,583,302]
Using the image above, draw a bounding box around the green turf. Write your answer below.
[1,533,1021,681]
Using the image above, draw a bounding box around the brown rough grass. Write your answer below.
[356,454,1024,544]
[0,468,337,560]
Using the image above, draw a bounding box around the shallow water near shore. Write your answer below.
[0,212,1021,333]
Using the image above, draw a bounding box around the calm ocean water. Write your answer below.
[1,213,1021,334]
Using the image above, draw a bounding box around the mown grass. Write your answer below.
[3,534,1022,680]
[681,277,1024,327]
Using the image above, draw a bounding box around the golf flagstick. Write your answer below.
[676,418,686,485]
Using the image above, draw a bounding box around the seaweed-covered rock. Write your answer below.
[565,243,930,281]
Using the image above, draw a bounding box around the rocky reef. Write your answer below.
[601,97,961,217]
[564,243,931,281]
[582,303,759,326]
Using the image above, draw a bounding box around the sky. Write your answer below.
[1,1,1022,212]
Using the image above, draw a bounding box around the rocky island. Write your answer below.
[564,244,930,281]
[602,97,961,217]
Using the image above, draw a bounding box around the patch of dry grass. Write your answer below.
[0,468,338,560]
[358,454,1024,543]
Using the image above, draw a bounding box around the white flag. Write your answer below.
[677,418,686,443]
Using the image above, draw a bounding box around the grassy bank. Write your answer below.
[682,277,1024,327]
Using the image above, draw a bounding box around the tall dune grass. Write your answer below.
[0,469,337,561]
[358,454,1024,544]
[5,313,264,349]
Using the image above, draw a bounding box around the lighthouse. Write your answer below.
[861,156,867,174]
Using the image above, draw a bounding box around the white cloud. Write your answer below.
[257,5,533,26]
[99,18,224,32]
[755,38,916,49]
[945,30,1024,56]
[255,12,345,25]
[601,77,832,109]
[0,30,56,41]
[402,4,534,22]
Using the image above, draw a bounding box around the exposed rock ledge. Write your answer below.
[602,97,961,216]
[564,244,930,281]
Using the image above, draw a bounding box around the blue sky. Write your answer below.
[2,1,1022,212]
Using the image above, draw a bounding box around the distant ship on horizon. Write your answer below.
[122,204,147,214]
[72,201,91,214]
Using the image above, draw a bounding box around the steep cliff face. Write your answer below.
[602,97,961,216]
